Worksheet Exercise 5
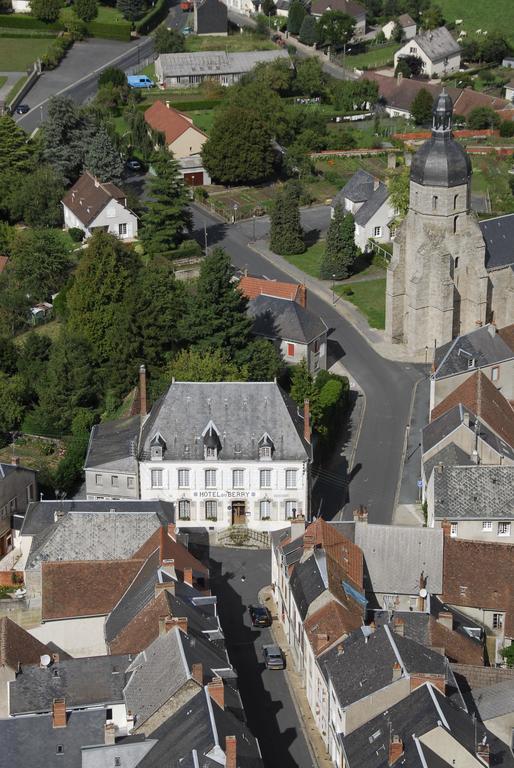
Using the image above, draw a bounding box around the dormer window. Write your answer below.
[203,423,221,460]
[150,433,166,461]
[258,433,274,460]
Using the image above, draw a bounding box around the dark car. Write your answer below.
[263,644,285,670]
[15,104,30,115]
[126,158,143,172]
[249,605,271,627]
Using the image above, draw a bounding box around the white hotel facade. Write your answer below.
[85,376,312,531]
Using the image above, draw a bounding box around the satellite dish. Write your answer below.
[40,654,52,667]
[419,588,428,599]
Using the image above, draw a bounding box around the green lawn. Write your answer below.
[336,278,386,329]
[60,5,130,25]
[284,241,325,278]
[185,32,275,52]
[185,109,216,133]
[343,43,400,70]
[0,38,53,70]
[439,0,514,46]
[0,76,6,89]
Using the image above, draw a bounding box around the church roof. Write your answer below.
[479,214,514,271]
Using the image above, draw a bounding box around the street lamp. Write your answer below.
[40,105,43,124]
[233,202,239,223]
[252,214,256,243]
[332,274,336,304]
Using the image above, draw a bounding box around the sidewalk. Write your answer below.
[259,586,333,768]
[249,239,426,363]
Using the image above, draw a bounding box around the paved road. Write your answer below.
[204,545,314,768]
[190,203,422,524]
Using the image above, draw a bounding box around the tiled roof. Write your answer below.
[431,371,514,449]
[62,171,126,227]
[361,72,461,114]
[84,414,140,472]
[423,442,473,484]
[0,617,50,670]
[304,600,362,656]
[432,464,514,521]
[398,13,415,27]
[499,323,514,352]
[433,324,514,378]
[42,559,144,620]
[132,527,209,579]
[310,0,365,17]
[157,49,290,78]
[443,537,514,635]
[238,275,303,302]
[411,26,461,62]
[108,589,170,655]
[454,89,510,118]
[304,518,363,587]
[248,294,327,345]
[144,101,206,146]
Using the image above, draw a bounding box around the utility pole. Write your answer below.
[204,223,208,255]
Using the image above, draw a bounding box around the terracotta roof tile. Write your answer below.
[453,89,510,117]
[304,599,362,656]
[360,72,461,114]
[0,617,50,669]
[132,527,209,580]
[144,101,206,146]
[41,560,143,621]
[498,323,514,354]
[427,616,484,665]
[304,518,363,588]
[62,171,126,227]
[442,537,514,635]
[430,371,514,449]
[238,275,304,303]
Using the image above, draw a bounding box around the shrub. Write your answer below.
[86,20,131,39]
[0,13,63,28]
[68,227,85,242]
[135,0,168,34]
[41,34,73,69]
[500,120,514,138]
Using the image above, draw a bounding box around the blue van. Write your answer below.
[127,75,154,89]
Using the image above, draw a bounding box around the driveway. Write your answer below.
[0,71,24,103]
[202,544,315,768]
[190,203,422,524]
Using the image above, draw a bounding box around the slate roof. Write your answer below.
[341,683,514,768]
[479,214,514,270]
[248,295,327,344]
[432,464,514,520]
[443,537,514,635]
[310,0,365,18]
[433,324,514,379]
[354,182,391,226]
[194,0,227,35]
[238,275,304,303]
[410,26,461,62]
[320,625,446,708]
[0,710,106,768]
[0,617,50,670]
[471,679,514,722]
[334,169,379,205]
[423,442,473,484]
[144,101,206,146]
[62,171,127,228]
[289,552,329,621]
[398,13,415,27]
[353,522,443,596]
[82,740,157,768]
[85,415,140,472]
[138,381,310,462]
[157,49,290,78]
[22,501,174,570]
[42,559,144,620]
[9,654,132,715]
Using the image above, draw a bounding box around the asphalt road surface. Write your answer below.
[204,545,315,768]
[190,203,423,524]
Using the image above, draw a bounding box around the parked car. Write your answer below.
[182,25,193,34]
[249,605,271,627]
[15,104,30,114]
[263,644,284,670]
[127,75,154,89]
[126,158,143,172]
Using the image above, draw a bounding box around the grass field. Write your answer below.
[60,5,130,26]
[470,155,514,216]
[343,43,400,71]
[0,38,53,70]
[336,278,386,329]
[439,0,514,46]
[0,76,6,89]
[284,241,325,278]
[185,33,275,52]
[185,109,216,133]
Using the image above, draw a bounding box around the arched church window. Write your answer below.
[432,196,438,211]
[454,256,459,269]
[453,216,458,234]
[454,194,459,209]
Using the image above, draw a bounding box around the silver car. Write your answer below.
[263,644,285,670]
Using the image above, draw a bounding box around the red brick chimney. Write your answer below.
[303,399,311,444]
[11,456,20,466]
[392,661,402,681]
[191,663,203,685]
[168,522,176,540]
[208,677,225,710]
[388,735,403,765]
[160,615,188,635]
[159,525,168,565]
[441,519,451,537]
[225,736,237,768]
[477,741,490,766]
[297,284,307,308]
[52,698,67,728]
[183,567,193,587]
[139,364,147,417]
[353,505,368,523]
[154,580,175,598]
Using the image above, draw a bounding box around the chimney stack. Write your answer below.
[437,611,453,631]
[52,698,67,729]
[225,736,237,768]
[104,723,116,745]
[139,364,147,417]
[373,177,380,191]
[11,456,20,466]
[159,524,168,565]
[191,663,203,685]
[154,580,175,599]
[392,661,402,681]
[463,411,470,427]
[487,323,496,338]
[160,615,188,635]
[393,618,405,637]
[388,735,403,766]
[353,505,368,523]
[208,677,225,710]
[303,399,311,444]
[290,517,306,541]
[168,522,176,540]
[477,741,490,766]
[441,519,451,537]
[183,567,193,587]
[297,283,307,308]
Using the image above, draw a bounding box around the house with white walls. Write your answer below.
[62,171,138,241]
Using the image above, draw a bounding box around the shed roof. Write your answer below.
[157,49,290,78]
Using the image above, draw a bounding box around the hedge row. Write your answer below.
[0,29,57,37]
[0,12,63,29]
[86,19,131,40]
[135,0,169,35]
[170,99,222,111]
[41,33,73,69]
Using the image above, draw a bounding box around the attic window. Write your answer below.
[203,425,220,460]
[150,433,166,461]
[115,759,121,767]
[258,433,274,460]
[56,746,64,755]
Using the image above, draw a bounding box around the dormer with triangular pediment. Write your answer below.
[150,433,167,461]
[258,433,274,460]
[202,421,221,460]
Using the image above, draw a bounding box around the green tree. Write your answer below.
[394,54,423,77]
[116,0,144,20]
[298,14,318,45]
[140,151,192,257]
[295,57,325,96]
[290,358,318,418]
[460,38,480,62]
[388,167,410,219]
[241,338,283,381]
[9,229,71,300]
[31,0,62,21]
[137,259,186,369]
[317,10,355,48]
[153,25,185,53]
[8,165,64,228]
[167,347,245,382]
[252,59,293,95]
[0,373,25,432]
[125,106,154,159]
[17,332,52,405]
[411,87,434,125]
[261,0,275,15]
[184,248,253,356]
[287,0,306,34]
[83,123,124,183]
[74,0,97,20]
[66,231,140,390]
[53,410,96,494]
[479,35,509,64]
[0,337,18,375]
[501,643,514,668]
[0,278,30,336]
[421,4,444,30]
[98,67,127,87]
[40,96,86,183]
[320,204,356,279]
[227,80,289,141]
[467,107,501,130]
[0,115,32,176]
[269,187,305,256]
[202,106,274,185]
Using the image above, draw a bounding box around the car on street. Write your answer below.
[249,605,271,627]
[15,104,30,114]
[263,644,285,670]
